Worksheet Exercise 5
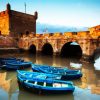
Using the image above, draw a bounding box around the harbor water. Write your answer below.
[0,53,100,100]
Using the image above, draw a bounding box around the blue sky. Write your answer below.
[0,0,100,27]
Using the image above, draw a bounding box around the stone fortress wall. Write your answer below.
[0,10,9,35]
[0,3,37,37]
[0,3,37,48]
[9,10,37,37]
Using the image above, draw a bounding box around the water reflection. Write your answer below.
[94,57,100,70]
[0,72,11,92]
[36,55,53,66]
[70,62,82,69]
[35,55,82,69]
[18,90,74,100]
[74,87,100,100]
[0,53,100,100]
[0,71,18,100]
[79,63,100,95]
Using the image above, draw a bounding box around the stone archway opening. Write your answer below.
[29,44,36,54]
[41,43,53,55]
[60,42,82,58]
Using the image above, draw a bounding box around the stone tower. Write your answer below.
[0,3,38,37]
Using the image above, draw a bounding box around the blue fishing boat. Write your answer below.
[0,59,24,65]
[0,57,16,60]
[17,70,75,94]
[17,70,62,81]
[32,64,82,80]
[2,61,32,70]
[32,64,68,72]
[0,57,15,63]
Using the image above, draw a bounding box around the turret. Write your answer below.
[6,3,11,14]
[34,11,38,19]
[7,3,11,10]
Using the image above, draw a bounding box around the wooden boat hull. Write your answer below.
[32,64,82,80]
[1,62,32,70]
[0,59,24,65]
[17,70,75,94]
[23,81,75,94]
[0,57,16,60]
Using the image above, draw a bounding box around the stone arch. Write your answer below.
[28,44,36,54]
[41,43,53,55]
[60,42,82,58]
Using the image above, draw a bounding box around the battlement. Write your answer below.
[0,3,37,19]
[23,31,91,39]
[77,31,90,37]
[22,29,100,39]
[64,32,73,37]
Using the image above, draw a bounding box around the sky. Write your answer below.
[0,0,100,27]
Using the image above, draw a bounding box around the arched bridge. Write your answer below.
[18,32,100,58]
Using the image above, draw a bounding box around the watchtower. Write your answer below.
[0,3,38,37]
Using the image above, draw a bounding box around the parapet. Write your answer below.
[77,31,90,37]
[0,3,38,20]
[64,32,73,36]
[53,32,63,36]
[49,33,54,36]
[36,34,43,37]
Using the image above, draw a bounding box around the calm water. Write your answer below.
[0,53,100,100]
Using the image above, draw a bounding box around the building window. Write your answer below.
[26,31,29,35]
[0,31,1,35]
